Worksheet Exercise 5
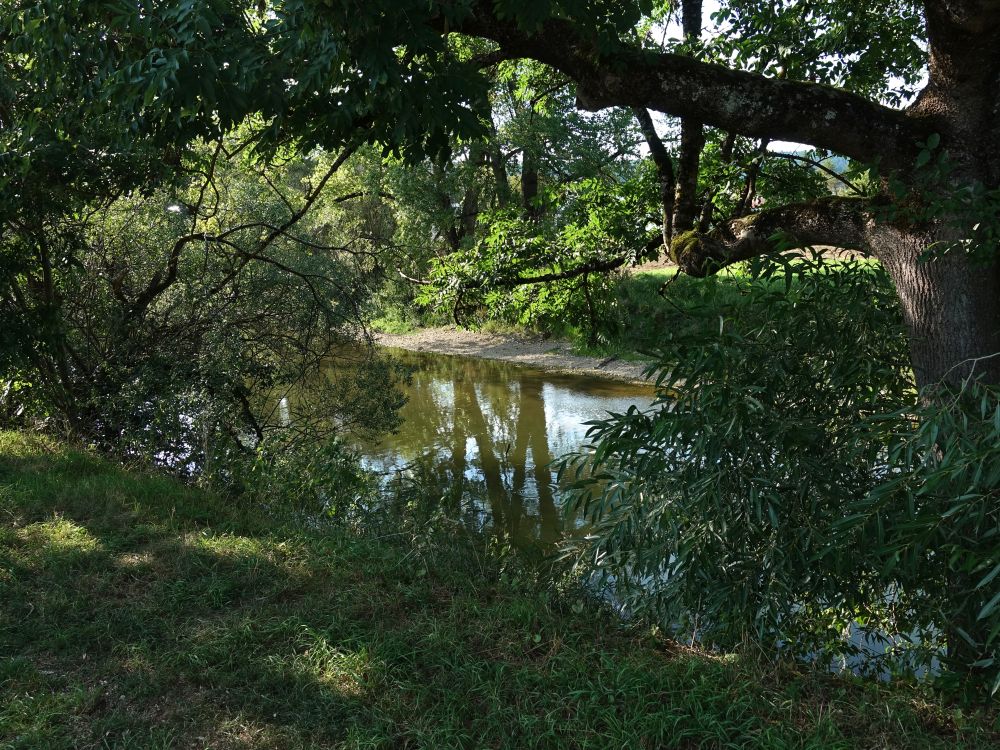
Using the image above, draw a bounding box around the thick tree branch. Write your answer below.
[673,120,704,232]
[489,234,662,287]
[669,196,871,276]
[449,5,928,169]
[673,0,706,234]
[632,107,675,246]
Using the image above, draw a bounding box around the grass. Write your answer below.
[2,430,997,749]
[368,256,886,359]
[563,266,763,359]
[573,257,886,358]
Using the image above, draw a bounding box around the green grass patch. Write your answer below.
[1,431,996,748]
[563,266,760,359]
[589,258,884,358]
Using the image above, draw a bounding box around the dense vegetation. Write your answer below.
[3,431,998,748]
[3,0,1000,712]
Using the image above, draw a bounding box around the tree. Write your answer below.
[437,0,1000,391]
[351,55,647,337]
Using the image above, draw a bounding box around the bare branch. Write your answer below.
[190,140,224,231]
[766,151,864,194]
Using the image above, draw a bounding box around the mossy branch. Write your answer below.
[668,196,871,276]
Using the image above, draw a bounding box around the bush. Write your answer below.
[561,254,954,677]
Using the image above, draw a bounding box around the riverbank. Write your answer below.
[375,326,653,383]
[2,430,997,748]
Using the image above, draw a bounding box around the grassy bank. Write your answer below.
[371,259,883,361]
[1,431,996,749]
[369,267,750,357]
[370,266,773,359]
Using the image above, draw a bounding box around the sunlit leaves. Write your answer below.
[707,0,925,104]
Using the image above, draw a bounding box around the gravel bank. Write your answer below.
[375,327,654,384]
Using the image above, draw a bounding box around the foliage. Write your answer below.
[1,136,404,477]
[562,254,1000,689]
[561,256,925,671]
[232,435,380,520]
[844,381,1000,693]
[331,55,652,334]
[705,0,926,105]
[2,430,997,748]
[419,170,654,334]
[665,130,836,232]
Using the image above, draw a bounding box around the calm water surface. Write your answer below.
[351,350,930,675]
[357,349,655,547]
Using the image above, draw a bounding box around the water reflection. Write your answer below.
[357,349,654,548]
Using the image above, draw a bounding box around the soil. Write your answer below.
[374,327,654,384]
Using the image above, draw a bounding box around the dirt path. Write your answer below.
[375,327,654,384]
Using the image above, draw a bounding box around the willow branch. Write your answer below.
[448,3,928,169]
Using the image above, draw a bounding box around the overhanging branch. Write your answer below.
[669,196,871,276]
[447,3,928,170]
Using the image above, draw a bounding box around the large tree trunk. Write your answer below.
[874,227,1000,389]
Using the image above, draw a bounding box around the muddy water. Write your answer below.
[357,348,655,547]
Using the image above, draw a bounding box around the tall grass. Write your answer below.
[1,431,995,748]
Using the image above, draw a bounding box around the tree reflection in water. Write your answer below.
[358,349,653,550]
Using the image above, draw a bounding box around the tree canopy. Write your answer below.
[5,0,1000,690]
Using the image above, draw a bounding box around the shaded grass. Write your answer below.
[2,431,997,749]
[573,258,884,358]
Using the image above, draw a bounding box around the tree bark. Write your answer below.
[672,120,704,233]
[873,227,1000,388]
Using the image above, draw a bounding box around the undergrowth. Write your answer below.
[1,431,996,748]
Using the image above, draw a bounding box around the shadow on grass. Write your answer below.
[2,432,997,749]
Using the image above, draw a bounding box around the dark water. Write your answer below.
[352,350,935,676]
[358,349,655,547]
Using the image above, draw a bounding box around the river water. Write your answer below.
[353,348,938,676]
[357,348,655,547]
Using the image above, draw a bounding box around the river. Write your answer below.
[348,348,940,677]
[356,348,655,548]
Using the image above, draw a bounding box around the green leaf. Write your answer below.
[977,590,1000,622]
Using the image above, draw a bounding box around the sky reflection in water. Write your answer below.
[357,349,655,548]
